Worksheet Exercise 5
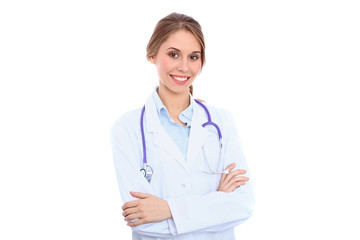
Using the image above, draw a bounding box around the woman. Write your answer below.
[111,12,254,240]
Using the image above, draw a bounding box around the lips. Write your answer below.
[170,74,190,85]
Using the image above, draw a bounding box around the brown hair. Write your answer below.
[146,13,206,96]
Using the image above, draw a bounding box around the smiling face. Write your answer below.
[149,30,202,96]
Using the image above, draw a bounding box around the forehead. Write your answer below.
[160,30,201,52]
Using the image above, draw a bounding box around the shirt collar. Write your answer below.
[152,88,194,126]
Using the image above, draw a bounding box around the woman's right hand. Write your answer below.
[217,162,249,193]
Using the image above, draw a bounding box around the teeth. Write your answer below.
[171,75,188,81]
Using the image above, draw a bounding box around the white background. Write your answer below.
[1,0,359,239]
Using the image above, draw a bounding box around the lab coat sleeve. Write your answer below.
[110,113,177,237]
[166,110,255,234]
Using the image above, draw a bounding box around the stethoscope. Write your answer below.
[140,99,225,182]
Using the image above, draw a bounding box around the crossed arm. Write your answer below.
[122,162,249,227]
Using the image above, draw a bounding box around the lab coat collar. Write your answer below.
[152,88,194,127]
[186,100,210,171]
[144,93,209,174]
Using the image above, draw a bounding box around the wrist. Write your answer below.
[164,200,173,219]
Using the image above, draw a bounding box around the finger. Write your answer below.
[224,169,247,183]
[229,176,249,184]
[223,177,249,190]
[130,191,152,199]
[127,218,147,227]
[122,207,138,217]
[122,200,139,211]
[225,162,236,171]
[224,177,249,188]
[225,178,249,192]
[220,163,236,185]
[218,182,245,192]
[227,181,246,192]
[228,169,247,178]
[124,213,142,222]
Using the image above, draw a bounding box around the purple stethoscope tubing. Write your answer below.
[140,106,147,164]
[194,99,223,146]
[140,100,223,181]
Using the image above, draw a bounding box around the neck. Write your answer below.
[157,85,190,117]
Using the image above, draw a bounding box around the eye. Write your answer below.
[169,52,179,58]
[190,55,199,60]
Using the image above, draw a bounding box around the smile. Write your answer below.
[170,74,190,84]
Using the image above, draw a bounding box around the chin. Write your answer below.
[167,86,190,95]
[171,82,194,93]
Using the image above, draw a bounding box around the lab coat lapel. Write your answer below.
[186,100,210,171]
[144,95,187,171]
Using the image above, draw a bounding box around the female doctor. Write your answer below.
[111,13,254,239]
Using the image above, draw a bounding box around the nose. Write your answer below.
[177,58,189,72]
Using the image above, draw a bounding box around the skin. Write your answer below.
[217,163,249,192]
[122,30,249,227]
[149,30,202,126]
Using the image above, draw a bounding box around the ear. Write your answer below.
[148,56,156,64]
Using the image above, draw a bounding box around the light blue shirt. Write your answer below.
[152,90,193,159]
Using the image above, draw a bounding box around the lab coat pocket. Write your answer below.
[194,139,223,193]
[201,136,223,174]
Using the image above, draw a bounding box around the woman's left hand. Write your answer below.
[217,162,249,192]
[122,192,172,227]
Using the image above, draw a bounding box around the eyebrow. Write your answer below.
[166,47,201,54]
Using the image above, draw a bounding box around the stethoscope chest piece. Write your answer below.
[140,165,153,183]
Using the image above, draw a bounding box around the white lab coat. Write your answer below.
[111,93,255,240]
